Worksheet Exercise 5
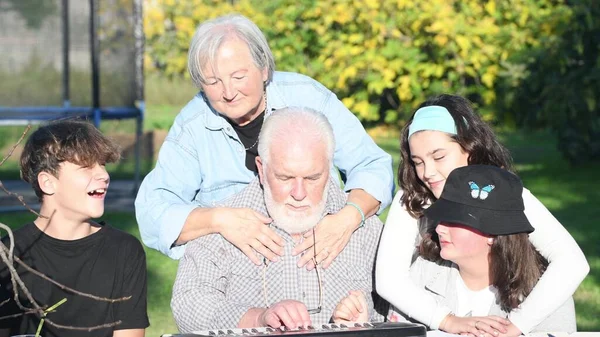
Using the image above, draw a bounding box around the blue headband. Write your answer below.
[408,105,457,139]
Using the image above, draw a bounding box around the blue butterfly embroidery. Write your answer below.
[468,181,495,200]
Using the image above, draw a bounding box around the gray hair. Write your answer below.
[187,14,276,88]
[258,107,335,167]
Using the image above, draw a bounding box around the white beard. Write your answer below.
[263,180,329,234]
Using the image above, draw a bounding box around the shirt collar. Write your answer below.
[424,261,460,313]
[265,78,288,114]
[198,91,228,131]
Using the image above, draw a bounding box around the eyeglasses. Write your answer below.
[262,228,323,314]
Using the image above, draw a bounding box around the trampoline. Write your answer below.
[0,0,144,189]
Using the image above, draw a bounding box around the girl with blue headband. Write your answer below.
[376,94,588,336]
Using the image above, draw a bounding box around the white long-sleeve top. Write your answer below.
[376,188,589,333]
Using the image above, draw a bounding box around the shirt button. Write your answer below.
[226,127,231,131]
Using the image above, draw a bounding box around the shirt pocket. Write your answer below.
[331,238,372,282]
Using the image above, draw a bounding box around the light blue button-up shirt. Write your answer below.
[135,71,393,259]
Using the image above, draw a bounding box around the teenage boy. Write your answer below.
[0,120,149,337]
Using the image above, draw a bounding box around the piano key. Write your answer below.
[185,321,427,337]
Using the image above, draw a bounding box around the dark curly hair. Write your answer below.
[20,120,121,200]
[399,94,514,218]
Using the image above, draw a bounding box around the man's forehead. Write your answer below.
[271,136,325,155]
[268,159,326,176]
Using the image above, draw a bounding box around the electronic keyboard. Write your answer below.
[162,321,426,337]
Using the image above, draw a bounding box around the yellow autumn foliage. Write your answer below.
[144,0,570,124]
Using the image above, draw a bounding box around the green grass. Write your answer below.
[1,117,598,332]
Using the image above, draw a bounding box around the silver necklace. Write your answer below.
[244,92,267,151]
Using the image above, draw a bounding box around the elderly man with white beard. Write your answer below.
[170,107,385,333]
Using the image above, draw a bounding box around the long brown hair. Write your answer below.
[399,94,514,218]
[419,228,548,312]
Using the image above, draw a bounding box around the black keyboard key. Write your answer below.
[226,330,234,334]
[251,328,259,333]
[340,324,348,329]
[217,330,225,335]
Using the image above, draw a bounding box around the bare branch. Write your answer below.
[0,181,45,218]
[44,319,123,332]
[0,298,10,308]
[0,308,38,321]
[0,226,130,303]
[0,124,46,218]
[0,125,30,167]
[0,224,44,314]
[8,250,131,303]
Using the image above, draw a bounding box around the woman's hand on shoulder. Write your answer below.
[293,208,357,270]
[214,207,284,265]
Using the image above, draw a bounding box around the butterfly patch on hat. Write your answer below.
[468,181,495,200]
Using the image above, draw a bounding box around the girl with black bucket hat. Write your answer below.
[377,94,588,336]
[386,165,575,334]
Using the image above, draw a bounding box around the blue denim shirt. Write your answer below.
[135,71,393,259]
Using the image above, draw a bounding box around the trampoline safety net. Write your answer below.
[0,0,144,120]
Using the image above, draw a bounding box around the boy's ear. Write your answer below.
[37,171,57,196]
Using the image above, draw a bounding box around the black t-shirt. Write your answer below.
[0,222,149,337]
[227,111,264,173]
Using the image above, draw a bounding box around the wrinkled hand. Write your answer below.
[258,300,312,329]
[442,314,511,337]
[333,290,369,323]
[293,208,357,270]
[216,207,284,265]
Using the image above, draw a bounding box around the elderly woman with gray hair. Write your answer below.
[135,14,393,267]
